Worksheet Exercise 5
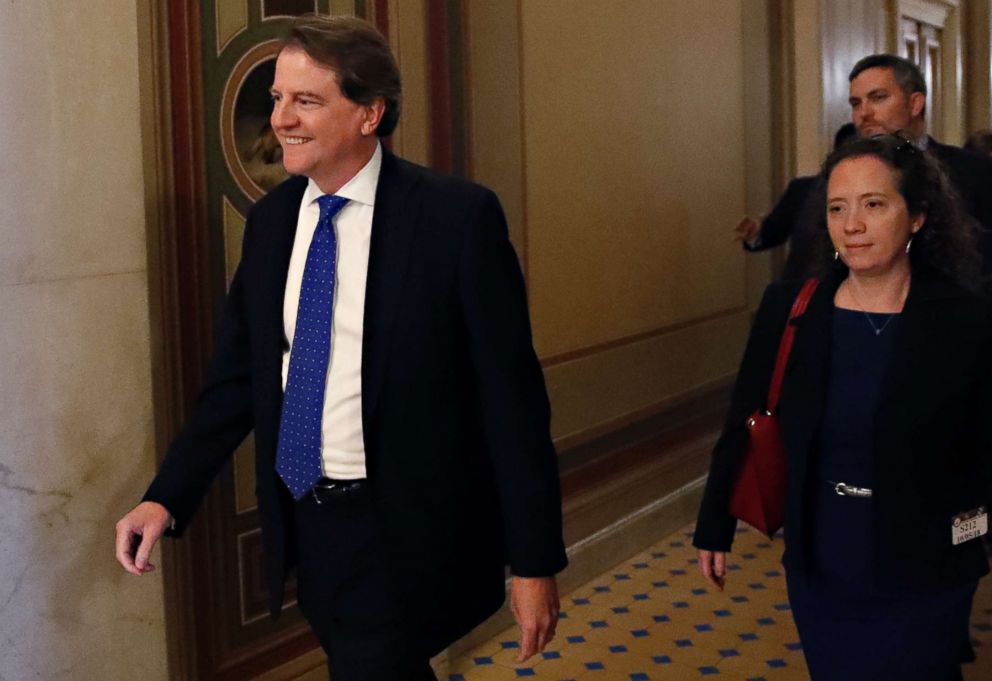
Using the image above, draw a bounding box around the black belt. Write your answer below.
[311,477,369,504]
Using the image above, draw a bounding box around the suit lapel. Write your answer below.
[260,176,307,413]
[875,274,964,414]
[362,150,421,428]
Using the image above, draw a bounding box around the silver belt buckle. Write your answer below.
[832,480,872,498]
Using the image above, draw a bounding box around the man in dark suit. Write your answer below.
[847,53,992,275]
[114,15,566,681]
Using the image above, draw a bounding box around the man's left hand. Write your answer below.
[510,575,560,662]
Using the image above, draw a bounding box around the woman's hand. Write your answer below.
[697,549,727,592]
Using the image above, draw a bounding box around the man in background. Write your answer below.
[848,53,992,274]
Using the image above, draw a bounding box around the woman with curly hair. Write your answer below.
[694,134,990,680]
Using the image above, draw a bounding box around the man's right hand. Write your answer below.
[697,549,727,592]
[733,216,761,242]
[115,501,172,576]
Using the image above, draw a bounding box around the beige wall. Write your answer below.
[0,2,166,680]
[466,0,770,445]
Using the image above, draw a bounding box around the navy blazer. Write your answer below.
[695,267,992,592]
[144,149,567,655]
[743,175,820,280]
[929,140,992,278]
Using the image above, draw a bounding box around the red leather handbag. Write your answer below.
[728,278,819,538]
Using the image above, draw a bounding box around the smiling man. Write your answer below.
[114,15,566,681]
[848,54,992,274]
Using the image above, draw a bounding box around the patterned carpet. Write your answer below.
[448,524,992,680]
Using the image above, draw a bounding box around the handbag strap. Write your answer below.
[766,278,819,414]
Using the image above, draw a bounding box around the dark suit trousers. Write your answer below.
[294,490,438,681]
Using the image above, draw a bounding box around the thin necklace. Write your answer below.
[858,310,896,336]
[845,281,902,337]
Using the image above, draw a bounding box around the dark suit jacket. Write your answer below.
[694,267,992,592]
[744,175,821,280]
[143,149,568,655]
[929,139,992,276]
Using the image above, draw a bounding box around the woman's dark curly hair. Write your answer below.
[806,133,983,291]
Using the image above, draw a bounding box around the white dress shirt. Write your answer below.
[282,143,381,479]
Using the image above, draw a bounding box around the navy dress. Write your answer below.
[786,308,977,681]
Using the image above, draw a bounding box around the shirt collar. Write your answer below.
[302,141,382,210]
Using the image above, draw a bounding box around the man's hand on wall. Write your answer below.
[734,216,761,242]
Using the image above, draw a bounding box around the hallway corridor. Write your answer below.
[449,524,992,680]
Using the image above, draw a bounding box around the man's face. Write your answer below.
[270,46,374,189]
[848,66,924,137]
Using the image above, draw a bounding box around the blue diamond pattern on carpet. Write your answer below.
[444,521,992,680]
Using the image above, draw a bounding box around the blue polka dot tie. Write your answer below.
[276,194,349,500]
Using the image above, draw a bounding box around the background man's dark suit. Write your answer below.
[928,139,992,275]
[142,148,568,656]
[743,176,820,280]
[694,268,992,591]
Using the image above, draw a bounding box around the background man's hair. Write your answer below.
[848,53,927,98]
[281,15,402,137]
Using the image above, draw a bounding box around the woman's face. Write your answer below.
[827,155,925,277]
